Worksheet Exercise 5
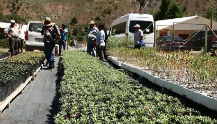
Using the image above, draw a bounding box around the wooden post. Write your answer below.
[205,25,208,53]
[154,22,157,50]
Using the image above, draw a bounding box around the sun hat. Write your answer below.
[89,21,95,25]
[11,20,15,23]
[44,17,52,26]
[45,17,52,22]
[133,24,140,28]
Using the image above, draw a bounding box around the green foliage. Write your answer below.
[0,48,7,54]
[95,15,101,24]
[205,6,217,21]
[70,16,78,26]
[71,25,86,43]
[154,0,182,20]
[10,0,22,15]
[54,51,217,124]
[103,8,112,15]
[0,13,27,23]
[0,52,44,101]
[107,38,217,91]
[107,36,134,53]
[167,2,183,19]
[0,38,9,48]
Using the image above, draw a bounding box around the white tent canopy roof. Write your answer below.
[156,16,217,31]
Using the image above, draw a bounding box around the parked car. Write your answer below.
[25,21,44,51]
[184,30,217,52]
[157,36,186,51]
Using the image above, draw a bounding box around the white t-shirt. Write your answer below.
[134,29,143,45]
[18,26,25,40]
[4,25,19,38]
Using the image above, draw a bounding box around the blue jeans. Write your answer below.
[87,38,96,57]
[44,42,55,66]
[59,40,66,55]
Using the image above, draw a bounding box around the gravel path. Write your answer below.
[0,57,60,124]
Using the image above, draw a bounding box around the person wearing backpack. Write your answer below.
[41,17,60,69]
[86,21,99,57]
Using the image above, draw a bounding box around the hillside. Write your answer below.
[0,0,216,26]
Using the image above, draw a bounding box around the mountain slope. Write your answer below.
[0,0,216,25]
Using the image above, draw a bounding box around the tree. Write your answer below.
[154,0,182,20]
[10,0,22,15]
[205,6,217,21]
[167,2,182,19]
[154,0,171,20]
[70,16,78,26]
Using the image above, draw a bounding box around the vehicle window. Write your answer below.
[29,23,43,32]
[112,22,126,35]
[129,21,153,34]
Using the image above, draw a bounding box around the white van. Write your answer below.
[25,21,44,51]
[111,13,154,47]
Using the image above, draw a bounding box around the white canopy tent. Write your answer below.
[156,16,217,31]
[155,16,217,39]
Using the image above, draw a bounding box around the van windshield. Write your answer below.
[29,23,43,32]
[129,21,153,34]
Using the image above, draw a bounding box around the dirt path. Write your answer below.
[0,58,60,124]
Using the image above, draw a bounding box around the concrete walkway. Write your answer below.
[0,58,60,124]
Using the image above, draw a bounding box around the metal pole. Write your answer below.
[205,25,208,53]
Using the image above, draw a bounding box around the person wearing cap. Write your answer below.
[96,23,106,61]
[86,21,99,56]
[4,20,19,56]
[59,24,68,56]
[41,17,60,69]
[133,24,144,49]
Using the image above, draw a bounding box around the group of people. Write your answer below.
[41,17,68,69]
[86,21,107,62]
[86,22,145,61]
[4,17,144,68]
[4,20,25,56]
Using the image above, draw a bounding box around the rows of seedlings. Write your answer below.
[0,52,44,101]
[0,48,9,60]
[55,51,216,124]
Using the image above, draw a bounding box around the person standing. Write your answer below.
[18,23,25,53]
[86,21,99,56]
[96,23,106,62]
[41,17,60,69]
[59,24,68,56]
[4,20,19,56]
[133,24,145,49]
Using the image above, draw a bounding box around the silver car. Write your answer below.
[25,21,44,51]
